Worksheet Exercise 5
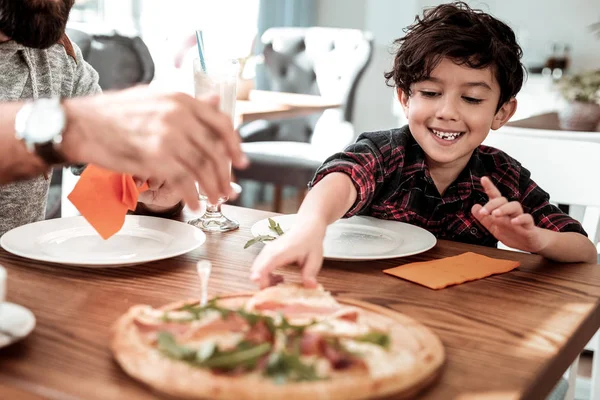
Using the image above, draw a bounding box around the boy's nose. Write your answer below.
[435,97,460,121]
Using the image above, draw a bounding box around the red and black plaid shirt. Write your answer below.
[310,125,586,247]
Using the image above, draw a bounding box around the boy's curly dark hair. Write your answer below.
[384,2,525,110]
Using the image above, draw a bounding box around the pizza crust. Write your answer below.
[111,295,444,400]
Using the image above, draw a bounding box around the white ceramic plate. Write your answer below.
[0,216,206,267]
[250,215,437,261]
[0,302,36,348]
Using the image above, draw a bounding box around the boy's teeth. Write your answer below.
[432,129,463,140]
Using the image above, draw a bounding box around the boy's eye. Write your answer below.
[419,91,439,98]
[462,96,483,104]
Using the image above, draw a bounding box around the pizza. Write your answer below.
[111,284,444,400]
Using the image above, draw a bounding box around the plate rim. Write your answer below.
[0,215,206,267]
[250,214,437,260]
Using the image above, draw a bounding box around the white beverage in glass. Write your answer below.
[188,58,240,232]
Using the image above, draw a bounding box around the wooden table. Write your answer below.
[236,90,341,124]
[1,206,600,399]
[508,112,600,133]
[508,112,562,131]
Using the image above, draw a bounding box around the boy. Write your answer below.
[251,2,597,288]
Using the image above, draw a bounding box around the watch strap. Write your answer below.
[34,141,67,165]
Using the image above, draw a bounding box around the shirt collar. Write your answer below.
[456,146,488,202]
[403,129,488,202]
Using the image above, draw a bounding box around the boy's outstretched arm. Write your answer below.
[250,172,358,288]
[472,177,597,264]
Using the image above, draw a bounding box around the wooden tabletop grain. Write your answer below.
[1,205,599,400]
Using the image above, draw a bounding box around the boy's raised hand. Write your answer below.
[250,222,327,289]
[472,176,550,253]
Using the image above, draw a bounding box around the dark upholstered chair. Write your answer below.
[66,28,155,90]
[234,27,373,211]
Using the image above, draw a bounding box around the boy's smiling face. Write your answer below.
[399,57,516,171]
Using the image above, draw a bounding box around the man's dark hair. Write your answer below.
[0,0,75,49]
[384,2,525,111]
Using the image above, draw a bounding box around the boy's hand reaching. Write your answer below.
[250,221,327,289]
[472,177,550,253]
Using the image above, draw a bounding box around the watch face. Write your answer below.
[24,98,66,144]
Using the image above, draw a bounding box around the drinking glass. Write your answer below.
[188,58,240,232]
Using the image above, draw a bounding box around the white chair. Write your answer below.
[60,167,81,218]
[483,127,600,400]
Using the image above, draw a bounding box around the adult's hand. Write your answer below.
[61,86,248,209]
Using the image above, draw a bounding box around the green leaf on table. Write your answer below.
[268,218,285,236]
[244,234,277,249]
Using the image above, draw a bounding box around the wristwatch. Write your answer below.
[15,97,67,165]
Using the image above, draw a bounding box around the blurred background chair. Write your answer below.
[483,127,600,400]
[234,27,373,212]
[66,28,155,90]
[47,29,155,219]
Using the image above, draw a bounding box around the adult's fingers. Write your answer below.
[147,177,163,191]
[177,113,231,198]
[184,95,248,170]
[133,176,147,188]
[162,165,200,211]
[183,151,221,205]
[480,176,502,199]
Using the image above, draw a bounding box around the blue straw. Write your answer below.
[195,30,206,73]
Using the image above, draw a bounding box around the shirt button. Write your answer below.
[470,228,478,235]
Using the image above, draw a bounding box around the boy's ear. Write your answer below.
[491,97,517,130]
[398,88,410,115]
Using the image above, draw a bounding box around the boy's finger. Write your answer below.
[480,196,508,215]
[251,247,293,289]
[302,251,323,289]
[472,204,495,231]
[472,204,484,219]
[492,201,523,218]
[511,213,535,228]
[481,176,502,199]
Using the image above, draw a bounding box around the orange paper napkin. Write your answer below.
[67,165,149,240]
[383,252,520,290]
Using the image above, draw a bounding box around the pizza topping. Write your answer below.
[139,288,393,382]
[244,319,273,344]
[340,339,416,378]
[265,351,322,384]
[253,301,341,316]
[354,332,391,349]
[297,332,363,370]
[158,332,272,372]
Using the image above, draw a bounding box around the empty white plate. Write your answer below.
[1,216,206,267]
[0,302,36,348]
[250,215,437,261]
